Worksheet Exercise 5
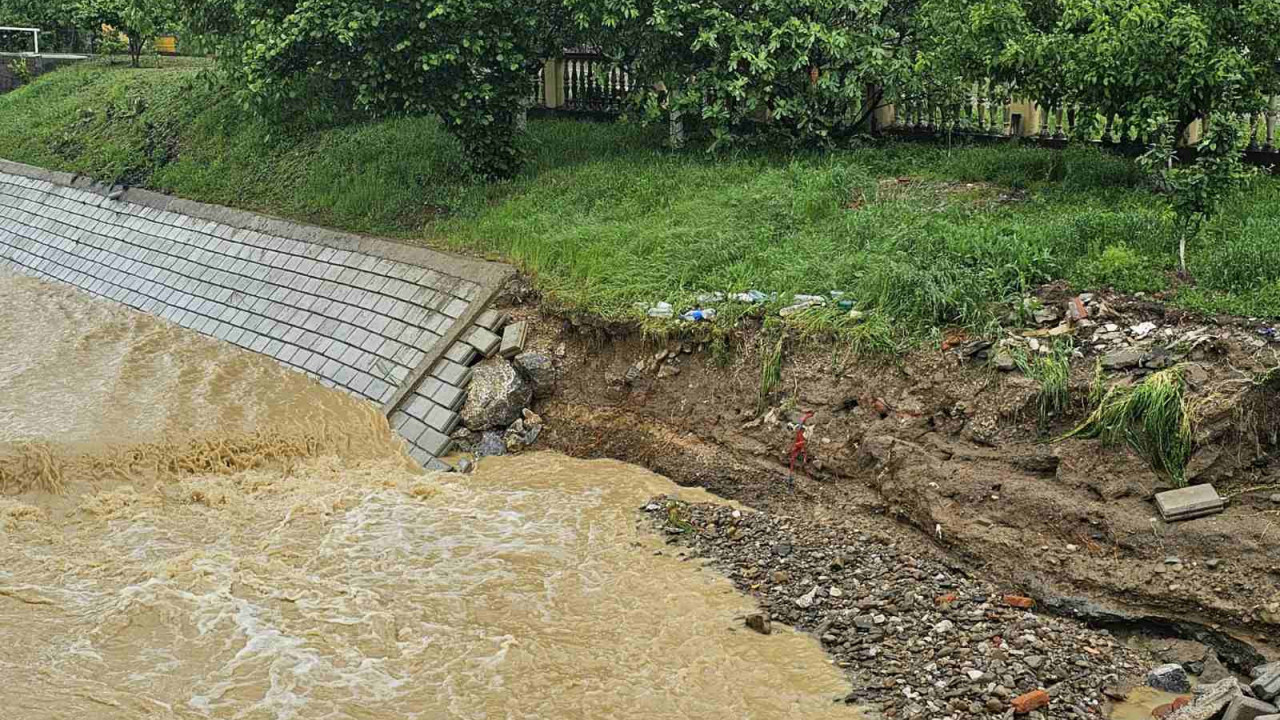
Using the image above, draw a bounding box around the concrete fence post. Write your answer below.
[669,109,684,149]
[542,59,565,109]
[1266,95,1278,152]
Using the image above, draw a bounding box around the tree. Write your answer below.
[567,0,947,148]
[952,0,1280,272]
[0,0,85,52]
[194,0,574,179]
[78,0,173,67]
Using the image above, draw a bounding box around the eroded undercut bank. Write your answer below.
[444,280,1280,717]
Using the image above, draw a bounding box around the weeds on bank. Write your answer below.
[758,329,785,411]
[1067,367,1193,485]
[1011,341,1074,430]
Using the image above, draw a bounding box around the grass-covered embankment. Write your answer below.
[3,60,1279,342]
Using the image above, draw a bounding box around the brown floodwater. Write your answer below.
[0,269,855,719]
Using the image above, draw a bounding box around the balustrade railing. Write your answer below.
[528,55,1280,158]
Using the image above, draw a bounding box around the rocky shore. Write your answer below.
[643,496,1160,719]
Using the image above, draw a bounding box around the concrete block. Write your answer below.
[464,326,502,357]
[424,403,460,434]
[399,417,428,445]
[1224,697,1279,720]
[500,320,528,358]
[416,427,452,457]
[431,359,472,387]
[445,341,477,366]
[1253,671,1280,701]
[475,308,507,331]
[1156,484,1224,522]
[425,458,453,472]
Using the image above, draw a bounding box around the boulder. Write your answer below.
[512,351,556,398]
[460,357,532,430]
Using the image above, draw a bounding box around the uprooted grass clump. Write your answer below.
[1067,367,1193,485]
[1011,340,1074,429]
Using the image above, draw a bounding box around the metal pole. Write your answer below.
[34,29,39,55]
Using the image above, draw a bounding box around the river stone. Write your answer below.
[1148,663,1192,693]
[475,430,507,458]
[512,352,556,398]
[461,357,533,430]
[1200,653,1233,684]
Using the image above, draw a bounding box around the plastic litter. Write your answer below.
[793,294,827,304]
[730,290,771,303]
[696,292,725,304]
[681,308,717,322]
[779,300,821,317]
[646,301,673,318]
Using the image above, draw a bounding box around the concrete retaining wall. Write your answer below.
[0,160,513,469]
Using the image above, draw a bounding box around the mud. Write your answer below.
[503,290,1280,669]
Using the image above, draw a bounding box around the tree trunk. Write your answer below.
[130,38,142,68]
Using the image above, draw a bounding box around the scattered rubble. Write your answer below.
[643,497,1156,718]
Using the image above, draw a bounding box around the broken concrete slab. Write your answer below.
[1222,696,1279,720]
[500,320,528,358]
[1168,678,1244,720]
[1252,670,1280,701]
[1155,484,1224,522]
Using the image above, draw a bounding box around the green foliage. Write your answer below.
[1072,244,1168,294]
[1140,116,1254,272]
[6,58,33,86]
[76,0,173,67]
[1068,367,1194,485]
[198,0,572,179]
[569,0,948,148]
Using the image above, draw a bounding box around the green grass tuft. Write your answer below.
[1067,367,1194,485]
[1011,340,1074,429]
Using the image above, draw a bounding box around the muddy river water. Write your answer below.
[0,270,854,719]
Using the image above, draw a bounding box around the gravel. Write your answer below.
[644,496,1155,719]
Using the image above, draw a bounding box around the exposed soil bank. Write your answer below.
[489,285,1280,677]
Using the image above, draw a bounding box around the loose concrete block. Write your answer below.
[475,308,507,331]
[1253,671,1280,701]
[1156,484,1224,522]
[1224,697,1280,720]
[500,321,528,359]
[464,326,502,358]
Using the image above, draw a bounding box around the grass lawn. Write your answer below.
[3,60,1279,345]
